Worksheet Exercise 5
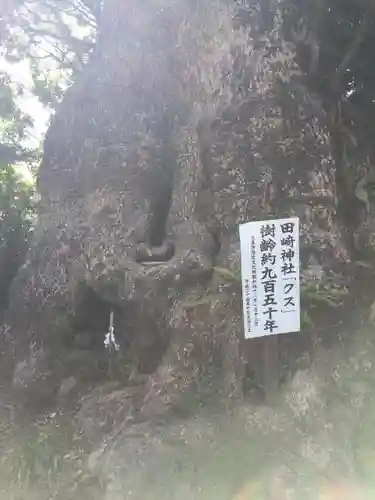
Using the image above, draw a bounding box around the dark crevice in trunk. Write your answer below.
[330,121,361,259]
[147,130,176,248]
[135,136,177,263]
[65,282,120,351]
[211,228,222,262]
[135,241,175,263]
[148,171,174,248]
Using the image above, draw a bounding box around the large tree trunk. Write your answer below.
[1,0,348,415]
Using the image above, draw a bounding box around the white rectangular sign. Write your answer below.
[239,217,300,339]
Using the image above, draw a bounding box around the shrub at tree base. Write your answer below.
[0,163,34,309]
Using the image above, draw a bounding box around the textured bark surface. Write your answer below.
[1,0,348,415]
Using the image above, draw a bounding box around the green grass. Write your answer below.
[0,412,103,500]
[91,324,375,499]
[2,325,375,499]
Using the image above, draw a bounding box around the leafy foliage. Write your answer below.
[0,72,34,157]
[0,163,34,308]
[0,69,37,308]
[185,263,348,331]
[300,281,348,329]
[1,0,97,109]
[0,0,97,308]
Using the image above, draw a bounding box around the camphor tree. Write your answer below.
[0,0,375,420]
[0,1,375,499]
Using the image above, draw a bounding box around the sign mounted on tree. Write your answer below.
[239,217,300,339]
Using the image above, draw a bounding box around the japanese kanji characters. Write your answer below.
[240,217,300,338]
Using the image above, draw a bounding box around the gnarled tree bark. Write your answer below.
[1,0,348,416]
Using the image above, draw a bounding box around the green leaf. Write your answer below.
[213,266,240,283]
[182,296,213,310]
[301,311,314,329]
